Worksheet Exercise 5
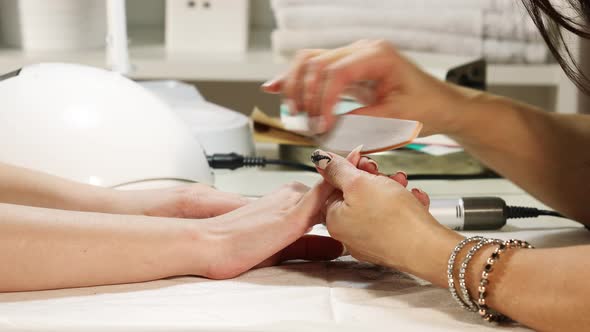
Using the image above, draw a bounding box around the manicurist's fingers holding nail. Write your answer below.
[310,148,457,277]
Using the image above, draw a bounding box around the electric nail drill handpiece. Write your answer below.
[429,197,565,231]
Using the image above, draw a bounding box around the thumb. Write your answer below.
[311,149,364,193]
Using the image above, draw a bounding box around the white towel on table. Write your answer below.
[272,28,550,64]
[272,0,519,11]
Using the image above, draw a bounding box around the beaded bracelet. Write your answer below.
[447,236,483,310]
[477,239,534,322]
[458,238,503,311]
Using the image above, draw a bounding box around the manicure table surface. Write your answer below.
[0,148,585,332]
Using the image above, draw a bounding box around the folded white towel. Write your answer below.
[275,7,484,38]
[271,28,550,64]
[272,0,519,12]
[272,1,539,42]
[484,39,550,64]
[484,11,542,42]
[272,28,483,57]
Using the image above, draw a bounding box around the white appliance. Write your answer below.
[139,80,255,156]
[0,63,214,188]
[165,0,250,54]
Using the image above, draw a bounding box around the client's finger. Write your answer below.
[297,145,363,224]
[311,149,366,196]
[279,235,344,262]
[411,188,431,208]
[345,145,363,166]
[389,171,408,188]
[295,179,334,225]
[358,156,379,174]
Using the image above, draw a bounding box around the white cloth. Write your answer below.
[0,257,529,332]
[272,28,483,57]
[272,0,519,11]
[272,29,550,64]
[0,222,586,331]
[484,39,550,64]
[275,7,484,38]
[274,7,541,42]
[484,12,542,42]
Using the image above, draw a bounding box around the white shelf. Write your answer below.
[127,28,287,81]
[0,28,561,85]
[0,28,287,82]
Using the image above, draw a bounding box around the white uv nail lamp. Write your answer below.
[0,63,214,188]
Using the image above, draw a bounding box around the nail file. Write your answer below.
[314,114,423,154]
[280,102,422,154]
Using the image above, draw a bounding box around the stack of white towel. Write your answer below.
[271,0,552,64]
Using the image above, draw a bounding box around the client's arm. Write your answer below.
[0,182,342,292]
[0,162,248,218]
[0,203,203,291]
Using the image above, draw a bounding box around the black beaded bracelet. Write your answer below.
[477,239,534,322]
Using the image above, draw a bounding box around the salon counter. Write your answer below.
[0,166,586,332]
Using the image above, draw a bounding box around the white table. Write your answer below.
[0,168,586,332]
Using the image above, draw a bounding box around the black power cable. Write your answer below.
[207,153,317,172]
[505,206,565,219]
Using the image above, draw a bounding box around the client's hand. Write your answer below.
[111,184,250,219]
[198,180,343,279]
[311,149,463,287]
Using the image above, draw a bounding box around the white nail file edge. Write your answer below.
[314,114,422,154]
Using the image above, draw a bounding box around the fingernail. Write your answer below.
[412,188,425,195]
[261,77,279,88]
[396,171,408,179]
[366,159,379,173]
[311,149,332,169]
[309,116,328,134]
[286,99,298,115]
[351,144,364,154]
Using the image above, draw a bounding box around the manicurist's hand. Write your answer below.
[311,149,464,287]
[261,40,476,136]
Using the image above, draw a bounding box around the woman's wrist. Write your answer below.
[434,83,492,136]
[382,220,464,288]
[169,217,219,278]
[417,227,464,288]
[445,88,520,142]
[57,184,125,214]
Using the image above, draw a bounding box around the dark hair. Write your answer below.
[521,0,590,93]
